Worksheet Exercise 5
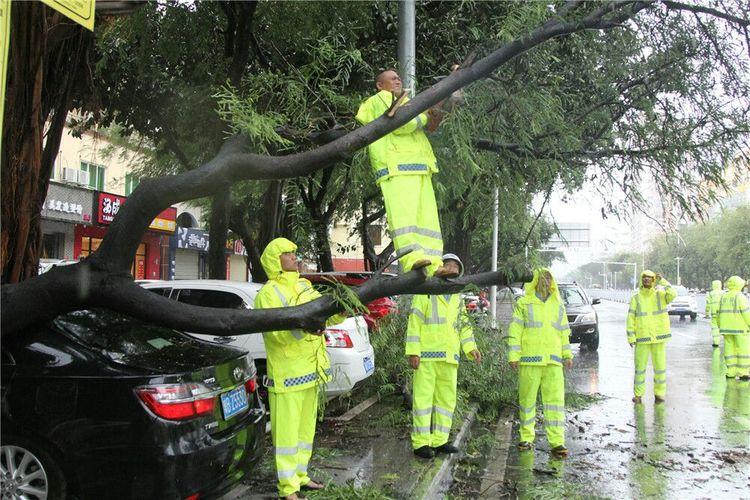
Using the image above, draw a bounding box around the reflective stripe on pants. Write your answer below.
[724,334,750,378]
[518,364,565,448]
[411,361,458,449]
[270,386,318,496]
[380,175,443,275]
[634,343,667,397]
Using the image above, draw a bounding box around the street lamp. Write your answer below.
[675,257,682,286]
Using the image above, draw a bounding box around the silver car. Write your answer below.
[139,280,375,402]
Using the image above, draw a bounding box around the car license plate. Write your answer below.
[363,356,374,374]
[220,386,249,420]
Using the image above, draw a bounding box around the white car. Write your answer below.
[38,258,77,274]
[666,285,698,321]
[139,280,375,401]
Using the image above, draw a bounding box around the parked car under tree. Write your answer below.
[0,309,265,500]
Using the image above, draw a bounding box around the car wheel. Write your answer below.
[583,331,599,351]
[0,436,66,500]
[690,313,697,321]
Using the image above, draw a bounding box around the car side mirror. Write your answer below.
[592,298,601,305]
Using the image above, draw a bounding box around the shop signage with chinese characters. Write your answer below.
[41,182,93,224]
[96,192,177,234]
[175,227,210,252]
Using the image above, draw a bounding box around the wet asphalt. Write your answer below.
[502,299,750,499]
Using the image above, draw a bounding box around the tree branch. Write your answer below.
[662,0,749,27]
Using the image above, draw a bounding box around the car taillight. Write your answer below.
[135,383,217,421]
[244,377,257,393]
[325,329,353,348]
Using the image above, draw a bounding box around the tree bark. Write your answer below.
[314,217,334,272]
[208,191,231,279]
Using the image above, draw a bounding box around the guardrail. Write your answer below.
[586,289,633,304]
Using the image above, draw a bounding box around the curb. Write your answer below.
[411,403,478,499]
[478,413,513,498]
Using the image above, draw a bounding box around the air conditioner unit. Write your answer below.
[77,170,90,186]
[62,167,78,183]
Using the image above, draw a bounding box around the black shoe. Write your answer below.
[740,376,750,381]
[414,445,435,459]
[712,344,719,348]
[433,443,459,454]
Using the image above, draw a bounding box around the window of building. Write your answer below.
[367,224,382,246]
[42,233,65,259]
[80,162,106,190]
[125,173,140,195]
[80,237,145,279]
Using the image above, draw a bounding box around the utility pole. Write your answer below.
[490,187,499,328]
[675,257,682,286]
[398,0,416,95]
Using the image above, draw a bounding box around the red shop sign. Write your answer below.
[96,192,177,234]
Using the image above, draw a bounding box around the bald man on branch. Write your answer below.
[356,69,456,278]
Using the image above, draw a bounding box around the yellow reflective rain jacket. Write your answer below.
[405,294,477,363]
[718,276,750,335]
[254,238,343,394]
[706,279,724,317]
[626,271,677,345]
[355,90,437,184]
[508,269,573,366]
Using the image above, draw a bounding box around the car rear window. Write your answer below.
[174,289,246,309]
[53,309,234,371]
[560,287,587,306]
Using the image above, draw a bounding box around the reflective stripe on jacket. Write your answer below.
[405,294,477,363]
[255,238,343,394]
[355,90,437,184]
[626,275,677,344]
[507,268,573,366]
[717,276,750,336]
[706,280,723,317]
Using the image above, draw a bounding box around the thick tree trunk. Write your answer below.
[208,191,231,279]
[314,217,334,272]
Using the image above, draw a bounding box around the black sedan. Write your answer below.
[1,309,265,500]
[558,283,601,350]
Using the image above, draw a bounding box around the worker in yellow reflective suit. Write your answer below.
[254,238,344,500]
[705,279,724,347]
[717,276,750,380]
[627,270,677,404]
[406,254,482,458]
[356,70,456,278]
[508,268,573,458]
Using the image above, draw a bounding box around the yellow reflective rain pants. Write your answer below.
[724,335,750,378]
[269,387,318,497]
[411,361,457,449]
[634,343,667,397]
[380,175,443,275]
[518,364,565,448]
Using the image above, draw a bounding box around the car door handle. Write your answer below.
[212,336,237,344]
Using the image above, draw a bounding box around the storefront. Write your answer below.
[171,227,210,280]
[74,191,176,280]
[40,182,94,260]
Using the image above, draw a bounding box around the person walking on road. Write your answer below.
[705,279,724,348]
[717,276,750,380]
[627,270,677,404]
[355,69,457,279]
[508,268,573,458]
[254,238,344,500]
[406,254,482,459]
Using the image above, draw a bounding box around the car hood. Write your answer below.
[565,303,594,314]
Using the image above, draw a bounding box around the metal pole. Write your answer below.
[633,263,637,291]
[490,187,499,328]
[398,0,416,96]
[675,257,681,286]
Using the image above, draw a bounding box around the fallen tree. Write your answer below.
[3,0,748,336]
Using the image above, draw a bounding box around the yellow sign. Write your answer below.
[41,0,95,31]
[0,0,10,154]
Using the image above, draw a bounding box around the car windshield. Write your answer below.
[54,309,232,370]
[559,287,587,306]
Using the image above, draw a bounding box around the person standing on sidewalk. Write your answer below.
[507,268,573,458]
[705,279,724,348]
[406,253,482,459]
[626,270,677,404]
[717,276,750,380]
[254,238,345,500]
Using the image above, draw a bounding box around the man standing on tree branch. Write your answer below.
[254,238,344,500]
[356,69,456,278]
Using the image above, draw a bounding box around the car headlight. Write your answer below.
[578,312,596,323]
